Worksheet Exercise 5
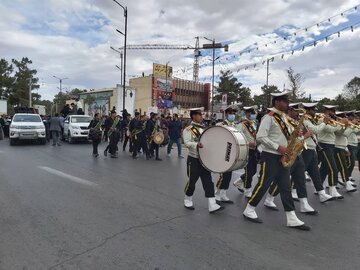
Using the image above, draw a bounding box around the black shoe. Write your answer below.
[216,199,234,204]
[303,210,318,215]
[104,150,107,157]
[264,205,279,211]
[289,224,311,231]
[346,189,357,193]
[209,205,225,214]
[243,214,263,223]
[155,157,162,161]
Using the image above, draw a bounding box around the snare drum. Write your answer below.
[198,126,249,173]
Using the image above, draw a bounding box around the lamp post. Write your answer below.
[53,76,68,113]
[110,46,123,86]
[113,0,127,111]
[203,38,229,118]
[27,78,32,107]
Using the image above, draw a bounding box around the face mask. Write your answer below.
[227,114,235,122]
[250,114,256,121]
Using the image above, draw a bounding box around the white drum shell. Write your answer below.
[198,126,249,173]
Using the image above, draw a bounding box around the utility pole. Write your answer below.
[203,38,229,118]
[28,78,32,108]
[53,76,68,113]
[266,58,270,87]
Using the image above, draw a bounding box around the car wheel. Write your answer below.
[68,132,74,144]
[9,138,17,146]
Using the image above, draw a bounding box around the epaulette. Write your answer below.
[185,125,192,130]
[268,112,275,116]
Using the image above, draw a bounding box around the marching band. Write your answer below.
[182,91,359,231]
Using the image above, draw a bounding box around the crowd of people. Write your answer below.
[88,108,188,159]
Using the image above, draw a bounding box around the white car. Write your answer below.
[63,115,92,143]
[9,113,46,145]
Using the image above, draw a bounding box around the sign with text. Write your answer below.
[153,63,173,78]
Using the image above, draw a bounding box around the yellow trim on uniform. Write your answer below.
[323,151,335,186]
[184,163,191,193]
[249,161,266,204]
[271,185,278,196]
[216,173,224,189]
[346,155,351,169]
[337,153,347,182]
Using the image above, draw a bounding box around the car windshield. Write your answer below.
[13,115,41,122]
[71,116,91,123]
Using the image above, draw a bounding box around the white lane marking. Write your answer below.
[38,166,98,187]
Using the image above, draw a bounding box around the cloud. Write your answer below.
[0,0,359,102]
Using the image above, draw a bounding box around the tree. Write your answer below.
[0,58,15,99]
[10,57,40,106]
[253,85,280,107]
[286,67,305,101]
[342,76,360,99]
[215,70,253,105]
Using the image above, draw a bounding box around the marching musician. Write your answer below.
[104,110,121,158]
[233,105,258,198]
[334,111,357,192]
[266,103,317,215]
[146,112,162,161]
[317,105,345,199]
[214,105,239,204]
[346,111,359,182]
[243,92,310,230]
[129,112,149,160]
[301,102,333,202]
[183,107,223,213]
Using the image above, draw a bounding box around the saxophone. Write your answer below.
[281,109,306,168]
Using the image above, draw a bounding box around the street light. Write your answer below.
[203,37,229,118]
[53,76,68,113]
[113,0,128,111]
[110,46,123,87]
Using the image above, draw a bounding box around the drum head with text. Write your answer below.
[198,126,247,173]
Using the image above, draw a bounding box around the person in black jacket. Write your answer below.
[129,112,149,159]
[122,114,133,152]
[167,114,184,158]
[146,112,162,161]
[88,113,102,157]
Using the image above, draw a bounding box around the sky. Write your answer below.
[0,0,359,102]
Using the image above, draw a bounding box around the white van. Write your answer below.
[9,113,46,145]
[63,115,92,143]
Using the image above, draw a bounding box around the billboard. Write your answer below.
[153,63,173,78]
[153,77,175,109]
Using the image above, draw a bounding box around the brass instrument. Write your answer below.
[281,109,307,168]
[334,116,360,129]
[315,113,346,127]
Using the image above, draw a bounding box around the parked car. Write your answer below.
[63,115,92,143]
[9,113,46,145]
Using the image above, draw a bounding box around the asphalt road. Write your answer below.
[0,138,359,270]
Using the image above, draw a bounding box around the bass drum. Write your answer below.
[198,126,249,173]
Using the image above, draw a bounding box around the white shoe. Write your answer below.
[167,153,171,157]
[233,179,244,193]
[305,171,311,182]
[318,190,333,203]
[329,186,344,199]
[264,194,278,210]
[184,195,194,210]
[216,189,233,204]
[299,198,317,215]
[346,181,357,192]
[243,204,262,223]
[208,197,223,213]
[244,188,252,198]
[286,211,310,230]
[291,189,299,201]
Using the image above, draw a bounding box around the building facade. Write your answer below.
[130,75,210,115]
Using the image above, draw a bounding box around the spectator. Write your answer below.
[60,104,71,117]
[167,114,184,158]
[49,113,63,146]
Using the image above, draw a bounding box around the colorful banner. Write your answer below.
[153,77,175,109]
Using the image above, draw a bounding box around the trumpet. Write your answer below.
[334,116,360,129]
[316,113,346,127]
